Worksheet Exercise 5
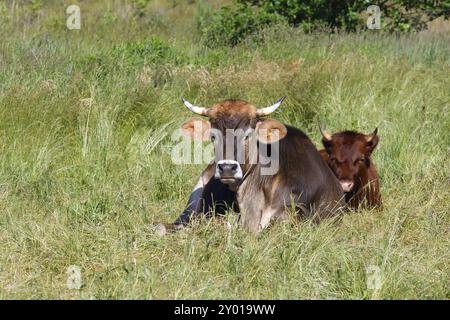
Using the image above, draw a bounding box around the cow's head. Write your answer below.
[180,98,287,185]
[320,127,379,192]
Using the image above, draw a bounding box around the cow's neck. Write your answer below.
[236,165,277,232]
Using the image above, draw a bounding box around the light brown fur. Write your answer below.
[207,100,258,120]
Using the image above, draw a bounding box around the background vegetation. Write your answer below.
[0,0,448,299]
[200,0,450,46]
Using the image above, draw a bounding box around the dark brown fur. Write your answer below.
[320,130,381,209]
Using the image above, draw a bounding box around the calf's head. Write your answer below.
[180,98,287,185]
[320,128,379,192]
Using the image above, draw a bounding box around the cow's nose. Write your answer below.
[218,163,238,175]
[215,160,243,182]
[340,180,354,192]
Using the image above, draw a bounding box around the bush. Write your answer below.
[200,0,450,43]
[238,0,357,31]
[238,0,450,32]
[199,3,285,47]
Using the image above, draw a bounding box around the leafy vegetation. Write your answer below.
[198,3,284,47]
[240,0,450,30]
[200,0,450,46]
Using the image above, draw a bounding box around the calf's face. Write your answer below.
[321,128,379,192]
[180,98,287,185]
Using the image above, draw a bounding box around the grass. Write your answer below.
[0,1,448,299]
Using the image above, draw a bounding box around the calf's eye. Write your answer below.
[330,157,339,164]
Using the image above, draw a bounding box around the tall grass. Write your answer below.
[0,1,448,299]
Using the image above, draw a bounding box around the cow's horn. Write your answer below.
[365,127,378,142]
[181,98,208,116]
[319,126,332,141]
[256,96,285,116]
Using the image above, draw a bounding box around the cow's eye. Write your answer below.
[210,135,216,142]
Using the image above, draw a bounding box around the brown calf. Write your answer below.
[319,128,381,209]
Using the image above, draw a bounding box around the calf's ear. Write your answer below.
[319,126,333,154]
[365,128,379,154]
[256,119,287,144]
[322,139,333,154]
[181,117,211,141]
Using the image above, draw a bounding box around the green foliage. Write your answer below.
[238,0,358,31]
[199,3,285,47]
[199,0,450,46]
[376,0,450,32]
[234,0,450,32]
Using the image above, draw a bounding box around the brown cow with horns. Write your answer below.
[157,97,345,234]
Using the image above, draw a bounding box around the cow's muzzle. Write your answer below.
[340,180,354,192]
[215,160,243,183]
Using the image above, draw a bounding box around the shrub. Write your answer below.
[198,3,285,47]
[238,0,450,32]
[200,0,450,42]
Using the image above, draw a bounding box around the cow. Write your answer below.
[156,97,344,234]
[319,127,381,209]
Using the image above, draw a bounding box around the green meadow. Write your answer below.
[0,1,448,299]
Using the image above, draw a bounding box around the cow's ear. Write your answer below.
[256,119,287,144]
[365,128,379,154]
[181,117,211,141]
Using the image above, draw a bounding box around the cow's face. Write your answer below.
[321,128,379,192]
[181,98,287,185]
